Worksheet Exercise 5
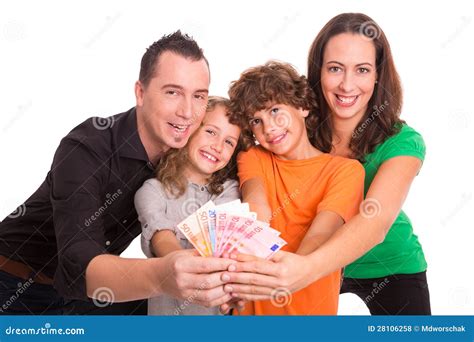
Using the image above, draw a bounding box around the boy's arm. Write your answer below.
[296,211,344,255]
[241,178,272,223]
[151,230,183,257]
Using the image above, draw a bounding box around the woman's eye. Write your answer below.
[328,66,342,73]
[358,67,370,74]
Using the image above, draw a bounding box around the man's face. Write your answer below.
[135,51,210,151]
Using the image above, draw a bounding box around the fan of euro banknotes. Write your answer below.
[177,200,287,258]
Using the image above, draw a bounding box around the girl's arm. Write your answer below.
[223,156,423,300]
[151,230,183,257]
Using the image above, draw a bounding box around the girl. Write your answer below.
[135,96,248,315]
[227,61,365,315]
[307,13,431,315]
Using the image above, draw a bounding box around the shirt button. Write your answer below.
[106,241,111,246]
[122,219,128,224]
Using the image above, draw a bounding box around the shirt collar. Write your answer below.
[115,107,149,162]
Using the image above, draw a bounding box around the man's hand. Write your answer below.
[155,249,238,307]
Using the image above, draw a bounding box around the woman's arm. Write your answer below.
[151,230,183,257]
[296,211,344,255]
[223,156,423,300]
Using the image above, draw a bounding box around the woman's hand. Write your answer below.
[220,251,316,301]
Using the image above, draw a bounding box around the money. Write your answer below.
[176,200,286,258]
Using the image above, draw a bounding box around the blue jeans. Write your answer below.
[0,270,64,315]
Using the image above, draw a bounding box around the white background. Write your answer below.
[1,0,473,315]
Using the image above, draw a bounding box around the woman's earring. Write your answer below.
[375,80,378,84]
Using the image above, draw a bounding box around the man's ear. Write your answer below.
[135,80,145,107]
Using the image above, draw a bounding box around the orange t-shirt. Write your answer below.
[236,146,365,315]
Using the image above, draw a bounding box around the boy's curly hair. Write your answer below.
[228,61,319,146]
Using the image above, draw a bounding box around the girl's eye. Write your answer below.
[205,129,216,136]
[328,66,342,73]
[225,140,234,147]
[249,118,261,126]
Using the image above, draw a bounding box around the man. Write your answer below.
[0,31,237,315]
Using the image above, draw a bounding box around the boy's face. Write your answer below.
[249,103,309,160]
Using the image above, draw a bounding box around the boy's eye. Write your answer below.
[249,118,261,126]
[270,107,280,115]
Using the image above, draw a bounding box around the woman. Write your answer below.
[222,13,430,316]
[306,12,430,315]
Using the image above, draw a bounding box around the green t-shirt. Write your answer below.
[344,124,428,279]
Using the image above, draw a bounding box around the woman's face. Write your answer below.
[321,33,377,122]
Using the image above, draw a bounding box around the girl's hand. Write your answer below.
[220,251,316,301]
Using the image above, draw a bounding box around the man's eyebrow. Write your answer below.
[161,84,209,93]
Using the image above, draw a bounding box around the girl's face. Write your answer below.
[185,105,241,183]
[249,103,309,160]
[321,33,377,123]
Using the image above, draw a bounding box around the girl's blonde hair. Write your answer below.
[156,96,249,197]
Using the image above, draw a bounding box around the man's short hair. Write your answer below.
[139,30,208,86]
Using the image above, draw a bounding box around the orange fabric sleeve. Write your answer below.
[317,159,365,222]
